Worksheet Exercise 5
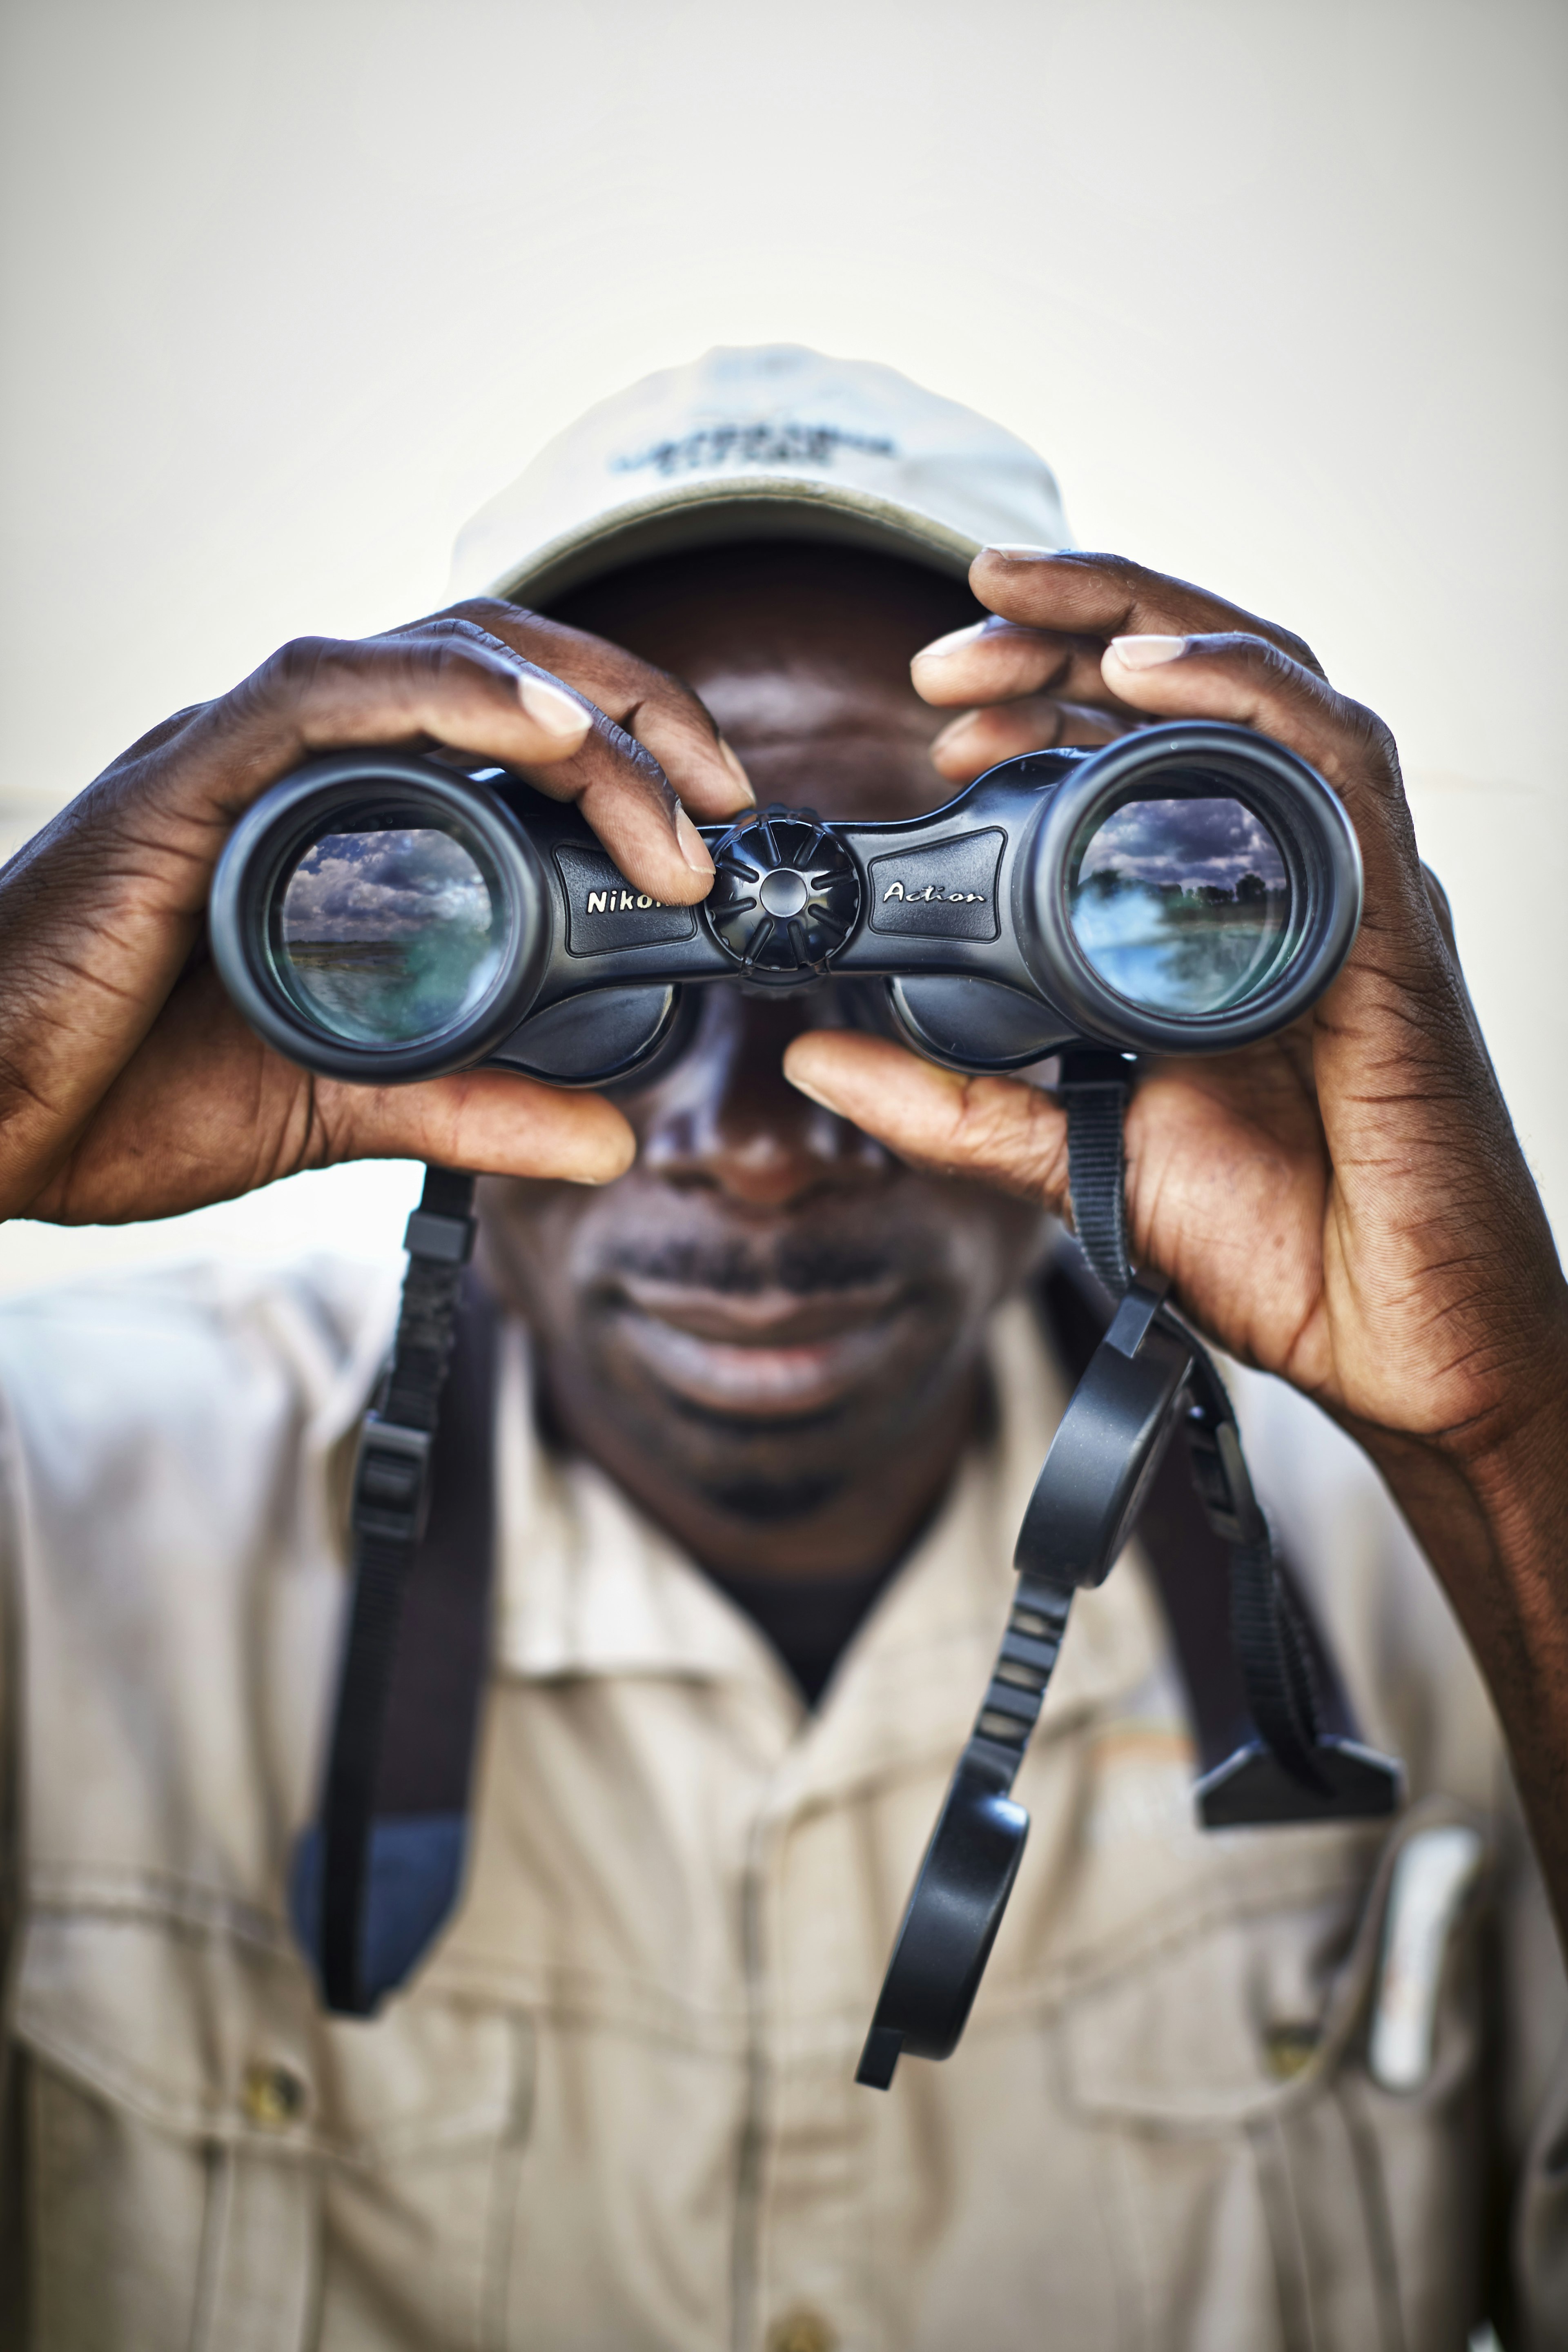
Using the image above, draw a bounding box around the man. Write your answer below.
[0,347,1564,2349]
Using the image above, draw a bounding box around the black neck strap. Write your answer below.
[1057,1049,1135,1294]
[305,1165,484,2017]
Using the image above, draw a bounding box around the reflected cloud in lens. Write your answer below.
[1069,794,1290,1014]
[278,825,503,1044]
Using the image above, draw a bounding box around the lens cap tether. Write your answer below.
[856,1064,1402,2094]
[706,807,862,978]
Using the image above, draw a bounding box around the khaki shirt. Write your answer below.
[0,1258,1564,2350]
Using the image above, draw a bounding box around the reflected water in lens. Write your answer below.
[278,824,504,1044]
[1068,795,1290,1014]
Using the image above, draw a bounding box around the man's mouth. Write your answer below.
[608,1273,915,1418]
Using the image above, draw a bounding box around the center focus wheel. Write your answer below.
[705,807,862,978]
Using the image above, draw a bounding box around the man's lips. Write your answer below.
[608,1275,915,1417]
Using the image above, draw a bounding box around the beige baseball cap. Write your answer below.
[451,344,1073,608]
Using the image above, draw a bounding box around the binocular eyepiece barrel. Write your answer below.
[209,722,1363,1088]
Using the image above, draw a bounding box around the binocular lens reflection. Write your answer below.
[277,822,505,1045]
[1068,794,1291,1014]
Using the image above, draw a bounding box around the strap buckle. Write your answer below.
[351,1413,434,1547]
[402,1206,476,1264]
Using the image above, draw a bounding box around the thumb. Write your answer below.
[320,1068,636,1185]
[784,1032,1070,1207]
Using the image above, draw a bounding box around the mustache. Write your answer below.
[599,1233,898,1298]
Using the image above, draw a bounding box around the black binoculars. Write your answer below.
[209,722,1363,1085]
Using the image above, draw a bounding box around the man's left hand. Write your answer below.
[785,548,1568,1932]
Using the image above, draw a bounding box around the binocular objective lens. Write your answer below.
[1068,794,1291,1015]
[276,823,505,1045]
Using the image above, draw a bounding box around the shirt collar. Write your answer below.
[492,1293,1163,1791]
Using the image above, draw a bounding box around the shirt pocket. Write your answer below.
[1050,1800,1490,2352]
[13,1900,533,2352]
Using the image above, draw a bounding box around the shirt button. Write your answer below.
[241,2058,309,2127]
[766,2311,838,2352]
[1264,2022,1321,2080]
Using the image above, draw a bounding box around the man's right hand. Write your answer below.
[0,600,753,1225]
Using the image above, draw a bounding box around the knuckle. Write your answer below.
[1345,695,1398,767]
[420,630,487,682]
[383,628,510,698]
[1262,618,1321,675]
[575,733,671,820]
[1338,696,1403,791]
[613,666,718,750]
[1257,635,1309,688]
[604,721,671,793]
[612,643,689,702]
[438,599,533,654]
[1207,633,1327,704]
[952,1076,1063,1191]
[653,664,718,728]
[1196,619,1323,682]
[375,608,526,670]
[1070,549,1153,611]
[447,595,528,630]
[247,634,343,708]
[1065,549,1137,581]
[1221,632,1302,685]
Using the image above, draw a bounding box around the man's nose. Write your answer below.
[636,988,893,1210]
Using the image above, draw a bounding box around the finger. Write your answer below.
[1097,630,1391,807]
[517,709,721,903]
[136,629,717,907]
[784,1031,1069,1208]
[390,609,750,902]
[155,632,588,815]
[970,549,1324,675]
[374,628,723,904]
[319,1067,637,1185]
[929,696,1134,784]
[911,617,1125,711]
[441,601,756,822]
[911,549,1323,713]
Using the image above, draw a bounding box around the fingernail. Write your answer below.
[930,708,984,749]
[784,1065,837,1112]
[1107,635,1187,670]
[578,1156,630,1186]
[717,737,756,803]
[675,803,714,877]
[519,673,592,742]
[984,543,1056,559]
[913,621,990,663]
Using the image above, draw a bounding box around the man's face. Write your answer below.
[479,543,1049,1577]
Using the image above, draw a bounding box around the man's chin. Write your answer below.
[688,1467,844,1523]
[615,1407,856,1526]
[577,1331,944,1526]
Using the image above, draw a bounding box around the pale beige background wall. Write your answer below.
[0,0,1563,1295]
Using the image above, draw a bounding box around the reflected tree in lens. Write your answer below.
[1068,795,1290,1013]
[278,826,503,1043]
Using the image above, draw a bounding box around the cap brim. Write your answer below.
[482,476,980,608]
